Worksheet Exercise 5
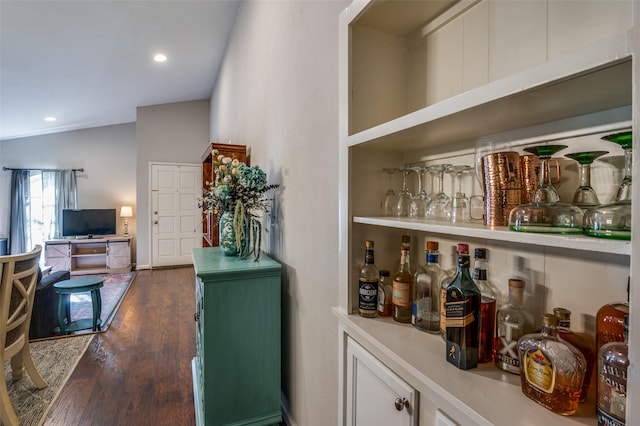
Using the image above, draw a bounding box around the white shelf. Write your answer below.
[353,216,631,256]
[335,308,597,426]
[347,35,631,152]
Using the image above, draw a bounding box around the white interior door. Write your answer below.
[151,163,202,267]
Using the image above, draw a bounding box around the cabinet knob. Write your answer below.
[394,397,409,411]
[194,312,200,322]
[153,220,158,225]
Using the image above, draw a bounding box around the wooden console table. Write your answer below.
[44,236,132,275]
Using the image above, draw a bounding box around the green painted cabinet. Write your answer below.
[191,247,282,426]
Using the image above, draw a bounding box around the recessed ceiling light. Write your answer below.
[154,53,167,63]
[44,116,56,122]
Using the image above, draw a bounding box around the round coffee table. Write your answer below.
[53,277,104,334]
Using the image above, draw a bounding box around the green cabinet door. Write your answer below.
[192,247,282,426]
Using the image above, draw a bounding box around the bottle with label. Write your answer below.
[554,307,595,402]
[358,240,378,318]
[517,313,587,415]
[377,270,392,317]
[392,235,412,323]
[445,243,481,370]
[494,279,532,374]
[473,248,496,363]
[413,241,447,333]
[596,300,629,353]
[597,315,628,426]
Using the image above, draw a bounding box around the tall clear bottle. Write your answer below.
[494,279,533,374]
[517,313,587,415]
[358,240,379,318]
[392,235,413,323]
[473,248,496,363]
[554,307,595,402]
[597,315,628,426]
[445,243,481,370]
[413,241,446,333]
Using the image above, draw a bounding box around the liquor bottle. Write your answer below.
[517,313,587,415]
[473,248,496,363]
[358,240,378,318]
[597,315,628,426]
[596,300,629,353]
[413,241,447,333]
[445,243,481,370]
[392,235,413,323]
[377,270,392,317]
[553,307,595,402]
[494,279,533,374]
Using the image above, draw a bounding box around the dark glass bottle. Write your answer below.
[445,243,481,370]
[473,248,496,363]
[358,240,378,318]
[554,307,595,402]
[392,235,413,323]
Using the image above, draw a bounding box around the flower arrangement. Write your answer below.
[198,150,278,259]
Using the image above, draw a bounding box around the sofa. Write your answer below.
[29,268,70,340]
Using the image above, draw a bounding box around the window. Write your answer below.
[28,171,58,253]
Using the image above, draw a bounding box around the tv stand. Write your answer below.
[45,236,132,275]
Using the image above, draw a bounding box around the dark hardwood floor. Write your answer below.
[44,267,197,425]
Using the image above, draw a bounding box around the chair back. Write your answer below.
[0,245,42,358]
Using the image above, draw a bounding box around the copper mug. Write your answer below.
[475,151,523,226]
[519,155,561,203]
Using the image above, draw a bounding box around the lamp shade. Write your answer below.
[120,206,133,218]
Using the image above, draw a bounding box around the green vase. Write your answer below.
[219,211,247,256]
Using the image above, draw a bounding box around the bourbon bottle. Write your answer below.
[518,313,587,415]
[445,243,481,370]
[377,270,392,317]
[392,235,413,323]
[597,315,628,426]
[494,279,532,374]
[358,240,378,318]
[473,248,496,363]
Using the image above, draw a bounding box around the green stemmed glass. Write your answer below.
[509,145,584,233]
[583,131,632,240]
[564,151,608,209]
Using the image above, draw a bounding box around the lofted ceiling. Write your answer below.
[0,0,240,141]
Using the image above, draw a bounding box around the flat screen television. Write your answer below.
[62,209,117,238]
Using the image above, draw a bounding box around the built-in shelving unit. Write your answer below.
[337,1,638,425]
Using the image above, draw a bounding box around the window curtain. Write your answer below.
[9,170,30,254]
[46,169,78,238]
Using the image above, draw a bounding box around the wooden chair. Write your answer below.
[0,245,47,426]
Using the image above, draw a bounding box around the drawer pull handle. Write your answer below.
[394,397,409,411]
[194,312,200,322]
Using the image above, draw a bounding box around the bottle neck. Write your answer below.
[364,247,374,266]
[558,319,571,329]
[400,249,411,272]
[456,254,471,276]
[541,323,558,337]
[426,252,439,265]
[509,288,524,306]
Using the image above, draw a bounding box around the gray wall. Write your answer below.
[135,99,210,268]
[209,1,346,424]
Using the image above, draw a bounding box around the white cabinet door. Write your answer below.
[346,337,417,426]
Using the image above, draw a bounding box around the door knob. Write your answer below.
[153,220,158,224]
[394,397,409,411]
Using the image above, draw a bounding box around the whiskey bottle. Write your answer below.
[473,248,496,363]
[597,315,628,426]
[377,270,392,317]
[392,235,413,323]
[494,279,532,374]
[445,243,481,370]
[358,240,378,318]
[413,241,447,333]
[554,307,595,402]
[517,313,587,415]
[596,301,629,353]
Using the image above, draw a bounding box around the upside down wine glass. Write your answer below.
[396,167,413,217]
[583,131,632,240]
[508,145,584,233]
[409,166,430,218]
[382,168,398,216]
[564,151,609,209]
[445,165,473,223]
[426,164,452,220]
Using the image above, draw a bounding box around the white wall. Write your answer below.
[0,123,137,254]
[209,1,346,424]
[135,99,210,268]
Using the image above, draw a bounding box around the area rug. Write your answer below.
[2,334,94,426]
[62,271,136,336]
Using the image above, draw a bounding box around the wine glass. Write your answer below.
[508,145,584,233]
[426,164,452,220]
[396,167,413,217]
[564,151,608,209]
[382,168,398,216]
[445,165,473,223]
[409,166,430,218]
[583,131,632,240]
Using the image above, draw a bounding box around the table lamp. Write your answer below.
[120,206,133,236]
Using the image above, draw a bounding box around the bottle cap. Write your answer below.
[426,241,438,251]
[542,313,559,326]
[508,279,525,288]
[401,235,410,249]
[456,243,469,254]
[365,240,374,248]
[553,307,571,320]
[379,270,390,277]
[474,248,487,259]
